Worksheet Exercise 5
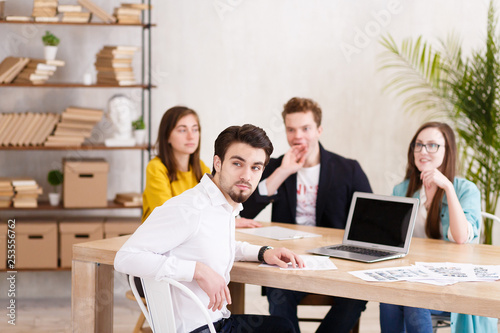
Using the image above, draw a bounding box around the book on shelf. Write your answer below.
[56,121,96,130]
[35,16,60,22]
[121,3,152,10]
[54,127,92,137]
[32,8,58,17]
[10,113,32,146]
[12,197,37,208]
[11,178,37,187]
[113,7,141,16]
[61,112,102,123]
[5,16,33,22]
[114,192,142,206]
[78,0,116,23]
[57,5,83,12]
[62,12,91,23]
[25,62,57,71]
[96,78,136,86]
[33,0,59,7]
[0,57,30,84]
[32,113,59,145]
[1,113,24,146]
[20,113,42,146]
[65,106,104,117]
[29,58,65,67]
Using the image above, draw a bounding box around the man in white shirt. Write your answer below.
[115,124,304,333]
[241,98,372,333]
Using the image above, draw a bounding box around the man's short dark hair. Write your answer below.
[212,124,274,175]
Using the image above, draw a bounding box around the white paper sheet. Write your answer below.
[259,255,337,271]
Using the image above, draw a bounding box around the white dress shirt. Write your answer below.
[114,174,261,332]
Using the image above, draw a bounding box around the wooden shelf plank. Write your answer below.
[0,200,142,211]
[0,83,155,88]
[0,144,150,151]
[0,20,155,27]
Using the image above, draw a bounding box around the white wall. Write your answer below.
[2,0,498,242]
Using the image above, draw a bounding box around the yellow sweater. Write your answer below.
[142,156,211,221]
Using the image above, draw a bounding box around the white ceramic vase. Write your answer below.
[134,129,146,145]
[48,193,60,206]
[44,46,58,61]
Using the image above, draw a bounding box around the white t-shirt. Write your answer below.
[295,164,320,226]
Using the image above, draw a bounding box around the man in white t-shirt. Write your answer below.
[241,97,372,333]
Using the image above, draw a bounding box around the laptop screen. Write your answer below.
[346,197,414,248]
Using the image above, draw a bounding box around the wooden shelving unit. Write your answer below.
[0,144,149,151]
[0,20,155,27]
[0,83,155,88]
[0,200,141,211]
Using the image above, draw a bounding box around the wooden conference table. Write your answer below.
[72,222,500,332]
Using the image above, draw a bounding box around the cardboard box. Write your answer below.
[59,219,104,268]
[16,220,58,269]
[63,158,109,208]
[0,223,7,270]
[104,217,141,238]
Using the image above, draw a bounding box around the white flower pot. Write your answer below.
[134,129,146,145]
[44,46,58,61]
[48,193,60,206]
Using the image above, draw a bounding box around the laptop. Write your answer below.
[308,192,419,263]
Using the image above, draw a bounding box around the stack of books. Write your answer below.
[0,113,59,147]
[0,179,14,208]
[114,192,142,207]
[58,5,92,23]
[12,178,42,208]
[113,3,151,24]
[32,0,59,23]
[0,57,30,84]
[95,46,138,86]
[13,58,65,85]
[44,106,103,147]
[78,0,116,23]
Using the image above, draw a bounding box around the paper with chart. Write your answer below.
[259,255,337,271]
[350,262,500,285]
[237,226,322,240]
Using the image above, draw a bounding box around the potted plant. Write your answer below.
[132,116,146,145]
[42,31,60,61]
[378,0,500,244]
[47,169,63,206]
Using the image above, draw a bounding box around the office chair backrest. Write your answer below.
[128,275,216,333]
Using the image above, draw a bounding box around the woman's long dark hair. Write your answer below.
[156,106,202,183]
[405,122,457,239]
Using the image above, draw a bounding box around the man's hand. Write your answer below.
[235,217,262,228]
[280,144,308,175]
[193,262,231,311]
[263,247,305,268]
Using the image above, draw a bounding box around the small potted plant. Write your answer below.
[42,31,60,61]
[132,116,146,145]
[47,169,63,206]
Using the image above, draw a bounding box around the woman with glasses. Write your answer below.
[379,122,498,333]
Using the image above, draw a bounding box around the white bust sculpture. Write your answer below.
[104,95,139,146]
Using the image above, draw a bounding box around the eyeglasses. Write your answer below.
[413,142,442,153]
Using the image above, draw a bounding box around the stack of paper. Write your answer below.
[13,58,65,85]
[45,106,103,147]
[95,46,138,85]
[59,5,91,23]
[12,178,42,208]
[113,3,151,24]
[33,0,59,23]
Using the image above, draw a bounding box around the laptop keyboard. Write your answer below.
[329,245,393,257]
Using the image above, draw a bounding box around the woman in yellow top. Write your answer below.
[142,106,210,221]
[142,106,261,228]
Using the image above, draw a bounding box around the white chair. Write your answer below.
[432,211,500,332]
[129,275,216,333]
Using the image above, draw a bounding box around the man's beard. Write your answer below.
[226,181,252,203]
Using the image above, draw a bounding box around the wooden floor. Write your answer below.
[0,282,458,333]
